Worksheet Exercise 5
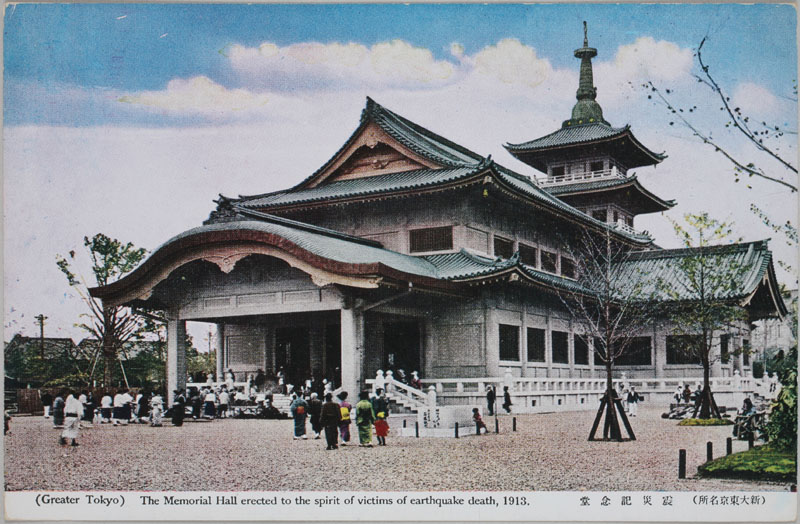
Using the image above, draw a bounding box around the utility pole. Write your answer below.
[34,314,47,358]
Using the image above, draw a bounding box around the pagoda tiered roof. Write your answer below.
[544,174,676,214]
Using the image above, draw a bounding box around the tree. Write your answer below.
[56,234,147,387]
[559,229,660,441]
[659,213,751,419]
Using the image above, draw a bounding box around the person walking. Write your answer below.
[172,389,186,427]
[308,392,323,439]
[355,391,375,447]
[374,412,389,446]
[371,388,389,419]
[290,393,309,440]
[502,386,512,414]
[320,393,341,450]
[626,386,641,417]
[473,408,489,434]
[486,386,496,416]
[52,392,65,428]
[337,391,352,445]
[60,392,83,447]
[40,391,53,419]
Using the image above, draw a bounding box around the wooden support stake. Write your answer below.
[726,437,733,456]
[707,441,713,462]
[678,449,686,479]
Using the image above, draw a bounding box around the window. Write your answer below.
[551,331,569,364]
[527,328,546,362]
[720,334,729,364]
[590,161,604,172]
[561,258,576,279]
[574,335,589,365]
[409,226,452,253]
[551,166,565,177]
[541,250,558,273]
[592,209,607,222]
[519,243,538,266]
[666,335,701,365]
[499,324,520,361]
[594,337,606,365]
[494,236,514,259]
[615,337,652,366]
[613,211,619,223]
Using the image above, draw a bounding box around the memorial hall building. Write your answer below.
[91,33,786,402]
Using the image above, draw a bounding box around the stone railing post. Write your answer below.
[385,370,394,392]
[503,368,513,390]
[733,369,741,390]
[426,385,437,407]
[374,370,385,394]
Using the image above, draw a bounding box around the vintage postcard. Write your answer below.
[3,2,798,522]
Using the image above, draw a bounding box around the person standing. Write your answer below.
[60,392,83,447]
[486,386,496,416]
[121,389,134,425]
[203,388,217,419]
[150,393,164,427]
[308,392,323,439]
[371,388,389,419]
[502,386,512,414]
[355,391,375,447]
[52,392,65,428]
[137,391,151,424]
[290,393,309,440]
[320,393,341,450]
[218,388,230,418]
[100,392,113,423]
[374,412,389,446]
[337,391,352,445]
[40,391,53,419]
[172,389,186,427]
[626,386,640,417]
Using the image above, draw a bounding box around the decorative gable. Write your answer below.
[305,121,442,188]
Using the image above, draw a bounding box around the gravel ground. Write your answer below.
[4,407,794,492]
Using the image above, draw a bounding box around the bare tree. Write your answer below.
[559,229,660,441]
[56,234,147,387]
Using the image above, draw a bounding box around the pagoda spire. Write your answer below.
[565,21,607,126]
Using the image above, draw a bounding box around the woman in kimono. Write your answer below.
[320,393,341,450]
[355,391,375,447]
[337,391,352,445]
[290,393,309,439]
[172,389,185,427]
[60,392,83,446]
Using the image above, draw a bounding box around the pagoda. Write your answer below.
[505,22,674,233]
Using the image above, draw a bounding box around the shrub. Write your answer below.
[678,418,733,426]
[766,345,797,451]
[698,444,796,482]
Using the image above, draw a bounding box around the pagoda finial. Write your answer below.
[565,21,606,127]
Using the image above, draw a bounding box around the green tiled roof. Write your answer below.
[237,166,481,209]
[544,175,676,212]
[506,123,628,152]
[164,218,441,279]
[621,240,776,302]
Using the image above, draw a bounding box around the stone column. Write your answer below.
[520,311,529,377]
[653,322,666,379]
[167,316,187,407]
[485,306,500,377]
[423,318,435,378]
[341,306,364,396]
[214,323,225,381]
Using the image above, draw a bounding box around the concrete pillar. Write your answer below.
[485,306,500,377]
[214,323,225,381]
[167,316,187,407]
[340,306,364,397]
[423,318,435,378]
[653,323,666,379]
[545,313,553,377]
[520,311,529,377]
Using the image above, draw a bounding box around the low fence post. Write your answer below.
[706,442,713,462]
[726,437,732,455]
[513,417,517,432]
[678,449,686,479]
[415,421,419,438]
[455,422,459,439]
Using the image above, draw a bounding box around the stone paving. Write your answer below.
[4,407,794,492]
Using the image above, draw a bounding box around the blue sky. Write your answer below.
[4,3,797,126]
[3,3,797,342]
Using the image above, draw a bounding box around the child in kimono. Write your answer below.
[473,408,488,434]
[374,412,389,446]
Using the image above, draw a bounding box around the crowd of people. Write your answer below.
[288,388,391,449]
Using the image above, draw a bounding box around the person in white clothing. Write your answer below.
[626,386,641,417]
[60,392,84,446]
[120,390,134,424]
[150,393,164,426]
[100,393,113,423]
[218,389,230,418]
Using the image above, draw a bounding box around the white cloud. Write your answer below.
[470,38,554,88]
[118,76,271,115]
[611,36,693,82]
[228,39,458,90]
[732,82,780,116]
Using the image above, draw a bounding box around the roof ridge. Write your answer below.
[505,121,625,150]
[628,239,769,260]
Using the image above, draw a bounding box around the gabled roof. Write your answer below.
[234,98,654,246]
[622,240,788,316]
[545,175,676,214]
[504,122,666,172]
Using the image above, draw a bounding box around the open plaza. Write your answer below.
[4,407,792,493]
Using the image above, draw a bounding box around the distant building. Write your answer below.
[751,289,797,371]
[90,29,787,403]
